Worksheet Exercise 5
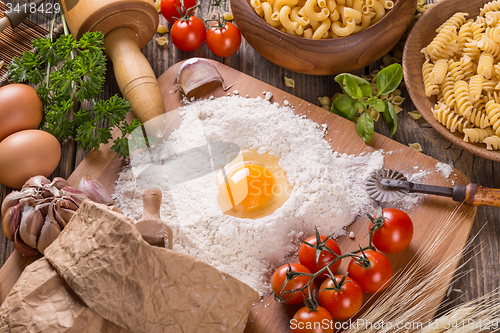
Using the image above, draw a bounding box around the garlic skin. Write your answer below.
[78,175,114,206]
[0,176,86,256]
[174,58,229,96]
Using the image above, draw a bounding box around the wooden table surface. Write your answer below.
[1,0,498,318]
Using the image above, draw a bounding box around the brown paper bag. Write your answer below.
[0,201,258,332]
[44,200,259,333]
[0,258,129,333]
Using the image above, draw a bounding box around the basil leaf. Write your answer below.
[331,94,361,121]
[376,63,403,96]
[343,74,363,100]
[367,97,385,112]
[335,73,372,97]
[382,100,398,137]
[357,111,374,144]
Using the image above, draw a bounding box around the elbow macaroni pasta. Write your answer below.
[421,2,500,150]
[251,0,391,38]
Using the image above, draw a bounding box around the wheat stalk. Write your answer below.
[343,205,485,333]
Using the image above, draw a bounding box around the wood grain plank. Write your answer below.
[0,0,499,326]
[2,60,476,331]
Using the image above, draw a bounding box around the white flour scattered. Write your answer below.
[114,96,384,295]
[436,161,454,179]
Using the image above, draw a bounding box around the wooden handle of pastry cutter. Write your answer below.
[453,184,500,207]
[136,188,173,249]
[103,27,166,137]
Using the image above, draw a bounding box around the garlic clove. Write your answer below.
[1,191,23,216]
[78,175,114,205]
[54,207,76,228]
[37,210,61,254]
[174,58,229,96]
[51,177,71,190]
[53,198,77,228]
[14,228,40,257]
[60,186,88,207]
[2,203,22,241]
[19,203,45,249]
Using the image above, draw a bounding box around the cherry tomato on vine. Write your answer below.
[347,250,392,294]
[206,21,242,57]
[298,235,342,278]
[171,16,206,52]
[271,263,313,305]
[291,306,334,333]
[370,208,413,254]
[318,275,363,320]
[161,0,197,24]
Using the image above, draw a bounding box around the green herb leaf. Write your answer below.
[335,73,372,97]
[367,97,385,112]
[343,74,363,100]
[331,94,362,121]
[376,63,403,96]
[7,29,135,157]
[382,100,398,137]
[357,111,374,144]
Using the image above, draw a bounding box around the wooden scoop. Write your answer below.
[135,188,173,249]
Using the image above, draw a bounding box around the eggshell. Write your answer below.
[0,84,44,142]
[0,130,61,189]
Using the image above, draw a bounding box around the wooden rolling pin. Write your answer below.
[59,0,166,137]
[136,188,173,249]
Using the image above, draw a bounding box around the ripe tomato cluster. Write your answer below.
[270,207,413,333]
[160,0,242,57]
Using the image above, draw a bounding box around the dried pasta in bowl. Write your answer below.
[250,0,393,39]
[421,1,500,151]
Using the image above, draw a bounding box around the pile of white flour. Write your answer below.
[114,95,384,295]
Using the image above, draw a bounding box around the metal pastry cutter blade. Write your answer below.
[366,169,409,202]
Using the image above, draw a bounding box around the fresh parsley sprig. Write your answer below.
[7,31,139,157]
[330,63,403,144]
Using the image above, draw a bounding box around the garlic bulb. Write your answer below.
[1,176,87,256]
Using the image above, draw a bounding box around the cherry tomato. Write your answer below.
[298,235,342,278]
[347,250,392,294]
[370,208,413,254]
[161,0,197,24]
[271,263,313,305]
[318,275,363,320]
[171,16,206,52]
[291,306,334,333]
[206,21,242,57]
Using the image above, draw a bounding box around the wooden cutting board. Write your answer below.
[0,60,476,332]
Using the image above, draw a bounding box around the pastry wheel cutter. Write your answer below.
[366,169,500,207]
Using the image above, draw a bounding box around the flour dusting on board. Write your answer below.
[114,96,385,295]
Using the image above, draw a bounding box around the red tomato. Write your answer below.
[370,208,413,254]
[298,235,342,278]
[161,0,197,24]
[318,275,363,320]
[271,263,313,305]
[206,22,242,57]
[171,16,206,52]
[291,306,334,333]
[347,250,392,294]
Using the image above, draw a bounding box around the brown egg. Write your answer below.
[0,130,61,189]
[0,84,44,142]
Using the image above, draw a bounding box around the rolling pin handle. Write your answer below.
[103,27,166,138]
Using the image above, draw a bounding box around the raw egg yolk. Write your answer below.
[219,163,274,212]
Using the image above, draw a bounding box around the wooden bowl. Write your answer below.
[230,0,416,75]
[403,0,500,162]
